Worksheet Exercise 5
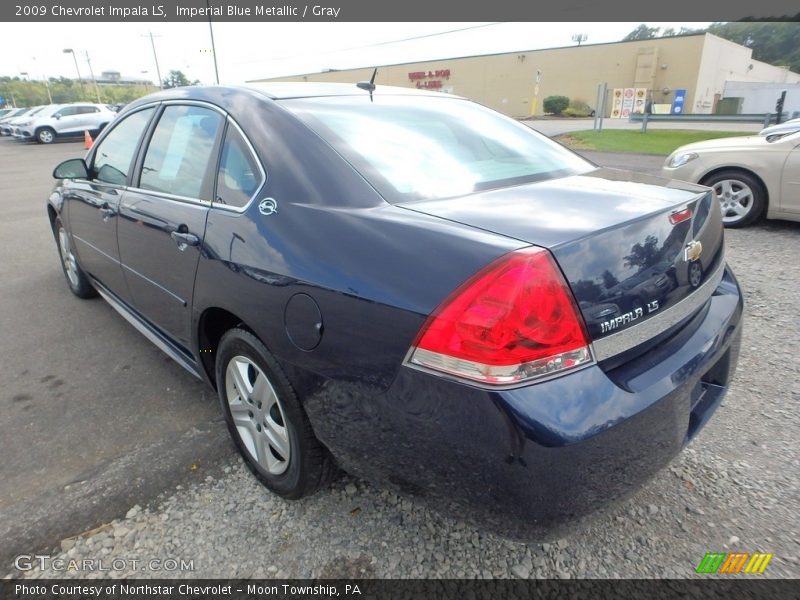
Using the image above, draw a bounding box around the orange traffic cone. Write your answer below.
[84,130,93,150]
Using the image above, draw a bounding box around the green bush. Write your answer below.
[543,95,570,115]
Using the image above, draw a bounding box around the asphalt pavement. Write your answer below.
[0,137,235,570]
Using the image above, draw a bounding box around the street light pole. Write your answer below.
[84,51,103,103]
[143,32,163,89]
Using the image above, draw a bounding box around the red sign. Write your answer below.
[408,69,450,89]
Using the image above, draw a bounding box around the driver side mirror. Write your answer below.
[53,158,89,180]
[54,114,62,120]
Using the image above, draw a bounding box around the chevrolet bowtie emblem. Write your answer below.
[685,240,703,262]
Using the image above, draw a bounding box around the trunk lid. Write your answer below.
[399,168,724,348]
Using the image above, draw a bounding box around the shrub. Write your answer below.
[569,99,592,113]
[543,95,570,115]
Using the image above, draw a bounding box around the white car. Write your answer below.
[12,103,116,144]
[662,131,800,228]
[759,117,800,137]
[0,106,45,136]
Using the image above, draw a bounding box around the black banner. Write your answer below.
[2,580,800,600]
[2,0,800,22]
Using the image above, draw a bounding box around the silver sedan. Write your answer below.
[662,131,800,227]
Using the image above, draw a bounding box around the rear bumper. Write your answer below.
[304,264,743,539]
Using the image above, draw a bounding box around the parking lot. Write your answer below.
[1,133,798,579]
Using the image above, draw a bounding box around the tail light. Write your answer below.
[406,247,592,386]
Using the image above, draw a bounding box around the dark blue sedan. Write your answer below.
[48,83,742,539]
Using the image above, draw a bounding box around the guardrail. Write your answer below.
[630,112,786,132]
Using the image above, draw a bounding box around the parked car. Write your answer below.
[0,108,17,119]
[760,117,800,137]
[0,107,28,131]
[663,130,800,227]
[48,83,743,539]
[0,106,43,136]
[12,103,116,143]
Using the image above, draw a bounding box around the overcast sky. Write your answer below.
[0,22,711,85]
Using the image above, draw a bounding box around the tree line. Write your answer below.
[1,70,198,108]
[622,21,800,74]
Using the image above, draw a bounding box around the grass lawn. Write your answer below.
[556,129,755,156]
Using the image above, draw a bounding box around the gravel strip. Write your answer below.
[6,221,799,580]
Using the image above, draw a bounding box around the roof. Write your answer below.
[241,81,458,100]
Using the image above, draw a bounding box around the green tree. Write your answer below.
[707,21,800,73]
[622,24,661,41]
[162,70,198,89]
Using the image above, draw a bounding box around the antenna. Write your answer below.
[572,33,588,46]
[356,68,378,101]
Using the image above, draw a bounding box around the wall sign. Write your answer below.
[408,69,451,89]
[671,89,687,114]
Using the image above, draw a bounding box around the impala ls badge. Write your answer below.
[685,240,703,262]
[258,198,278,216]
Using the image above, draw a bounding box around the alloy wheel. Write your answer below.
[58,227,80,287]
[225,356,291,475]
[713,179,754,225]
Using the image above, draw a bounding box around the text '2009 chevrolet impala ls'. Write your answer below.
[48,83,743,539]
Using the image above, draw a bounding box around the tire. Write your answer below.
[53,217,97,299]
[215,328,337,499]
[36,127,56,144]
[688,260,703,289]
[702,170,765,228]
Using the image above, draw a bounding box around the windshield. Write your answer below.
[282,95,593,202]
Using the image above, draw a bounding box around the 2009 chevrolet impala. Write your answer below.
[48,83,743,539]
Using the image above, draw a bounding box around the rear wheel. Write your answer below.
[215,328,337,499]
[703,170,765,228]
[54,217,97,298]
[688,261,703,289]
[36,127,56,144]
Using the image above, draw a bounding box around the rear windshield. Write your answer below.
[282,95,593,202]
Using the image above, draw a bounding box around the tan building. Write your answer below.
[251,33,800,118]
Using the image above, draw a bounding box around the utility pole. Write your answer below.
[206,0,220,84]
[143,32,163,89]
[63,48,86,98]
[33,57,52,103]
[84,51,103,103]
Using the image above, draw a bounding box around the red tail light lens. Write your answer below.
[407,247,592,385]
[669,206,693,225]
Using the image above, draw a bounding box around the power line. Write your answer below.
[234,22,505,65]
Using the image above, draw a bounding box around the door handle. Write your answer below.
[171,230,200,248]
[99,203,115,219]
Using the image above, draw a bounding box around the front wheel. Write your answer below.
[53,217,97,298]
[215,328,337,499]
[36,127,56,144]
[703,170,765,228]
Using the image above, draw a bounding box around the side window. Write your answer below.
[140,105,223,200]
[93,107,155,186]
[78,106,99,114]
[56,107,78,118]
[215,125,263,208]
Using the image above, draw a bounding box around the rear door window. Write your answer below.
[92,107,155,186]
[214,125,264,209]
[139,105,223,200]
